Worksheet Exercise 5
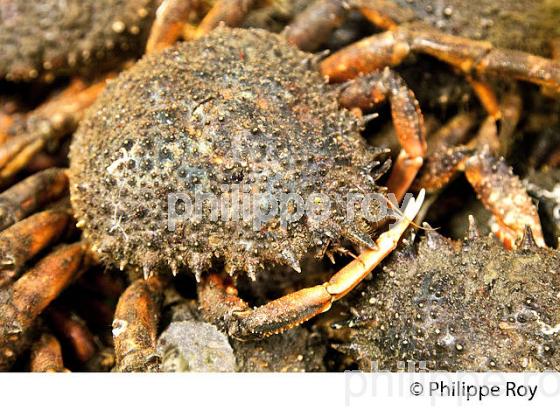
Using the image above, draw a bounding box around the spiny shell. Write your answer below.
[341,230,560,371]
[0,0,157,81]
[70,28,388,279]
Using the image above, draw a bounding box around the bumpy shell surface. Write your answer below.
[70,28,388,278]
[394,0,560,55]
[341,231,560,371]
[527,168,560,247]
[0,0,157,81]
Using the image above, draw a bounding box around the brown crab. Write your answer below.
[0,0,555,371]
[335,221,560,371]
[70,26,427,343]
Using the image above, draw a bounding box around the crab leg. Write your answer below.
[415,114,503,187]
[283,0,348,51]
[146,0,258,50]
[339,69,426,201]
[146,0,199,53]
[199,190,424,340]
[428,112,477,152]
[466,77,501,120]
[497,91,523,154]
[414,146,473,191]
[416,145,544,249]
[0,208,72,287]
[321,22,560,94]
[112,276,165,372]
[196,0,258,37]
[47,306,96,364]
[0,80,108,182]
[0,242,89,370]
[0,168,68,231]
[29,333,67,372]
[466,151,545,249]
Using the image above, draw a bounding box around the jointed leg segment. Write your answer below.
[199,190,425,339]
[0,242,89,370]
[196,0,258,38]
[339,69,426,201]
[146,0,200,53]
[0,81,107,184]
[320,21,560,95]
[0,208,72,287]
[416,144,545,249]
[29,333,67,372]
[0,168,68,230]
[112,276,165,372]
[283,0,348,52]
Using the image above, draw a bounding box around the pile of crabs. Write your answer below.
[0,0,559,372]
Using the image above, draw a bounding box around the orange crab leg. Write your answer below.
[428,112,477,152]
[29,333,67,372]
[322,23,560,94]
[0,168,68,231]
[414,146,473,191]
[354,0,415,28]
[112,276,165,372]
[321,30,410,82]
[283,0,417,51]
[467,77,501,120]
[199,190,425,339]
[338,69,426,201]
[416,144,544,249]
[465,151,545,249]
[0,80,107,182]
[146,0,199,53]
[416,115,499,186]
[497,91,523,154]
[196,0,257,38]
[0,208,72,287]
[0,242,89,370]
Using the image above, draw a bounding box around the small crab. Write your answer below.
[336,221,560,371]
[69,27,426,342]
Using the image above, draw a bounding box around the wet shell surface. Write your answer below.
[394,0,560,55]
[0,0,157,81]
[69,28,389,279]
[340,230,560,371]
